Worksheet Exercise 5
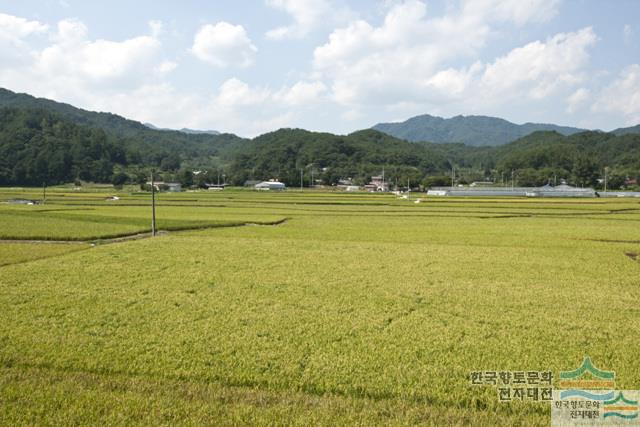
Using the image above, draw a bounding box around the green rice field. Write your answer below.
[1,187,639,425]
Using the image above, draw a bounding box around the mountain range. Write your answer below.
[612,124,640,136]
[0,87,638,189]
[143,122,220,135]
[372,114,591,146]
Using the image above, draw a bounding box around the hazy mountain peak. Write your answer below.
[143,122,220,135]
[372,114,587,146]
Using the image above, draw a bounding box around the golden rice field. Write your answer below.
[1,187,639,425]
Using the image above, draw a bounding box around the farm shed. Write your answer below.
[255,181,286,191]
[146,181,182,192]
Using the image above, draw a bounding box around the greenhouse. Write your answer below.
[427,184,597,198]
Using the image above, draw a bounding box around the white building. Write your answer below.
[146,181,182,192]
[255,180,286,191]
[365,175,389,192]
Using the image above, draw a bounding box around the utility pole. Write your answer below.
[42,181,46,205]
[604,167,609,193]
[150,171,157,237]
[451,166,455,188]
[300,169,303,191]
[511,170,515,190]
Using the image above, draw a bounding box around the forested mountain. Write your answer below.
[372,114,586,146]
[487,131,640,187]
[612,124,640,136]
[0,105,246,186]
[0,108,129,185]
[225,129,639,188]
[0,88,245,163]
[226,128,487,186]
[0,88,638,189]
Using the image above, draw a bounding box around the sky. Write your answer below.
[0,0,639,137]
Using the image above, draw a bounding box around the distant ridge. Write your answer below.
[0,87,242,158]
[372,114,586,146]
[144,122,220,135]
[612,124,640,136]
[1,87,639,189]
[0,88,232,143]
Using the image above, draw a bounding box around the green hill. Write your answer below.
[226,128,487,186]
[0,88,246,162]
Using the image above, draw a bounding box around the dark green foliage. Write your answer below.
[491,131,640,187]
[111,172,128,187]
[179,169,194,187]
[226,128,484,187]
[0,88,247,169]
[0,108,120,185]
[422,175,452,188]
[572,154,599,188]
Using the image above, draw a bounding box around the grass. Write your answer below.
[1,187,639,425]
[0,202,286,241]
[0,242,90,267]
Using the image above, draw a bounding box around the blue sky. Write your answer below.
[0,0,638,136]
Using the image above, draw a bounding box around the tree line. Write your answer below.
[0,107,639,190]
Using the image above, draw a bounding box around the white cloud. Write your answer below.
[265,0,353,40]
[52,18,87,44]
[35,19,162,86]
[1,4,635,137]
[593,65,640,125]
[480,27,597,100]
[0,14,173,128]
[567,87,591,113]
[215,78,270,107]
[190,22,257,67]
[312,0,568,108]
[426,65,479,98]
[92,83,200,128]
[274,80,327,105]
[0,12,48,41]
[207,78,300,135]
[0,11,321,137]
[156,60,177,74]
[311,0,592,120]
[566,88,590,113]
[0,13,48,64]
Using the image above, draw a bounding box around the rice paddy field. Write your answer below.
[1,186,639,426]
